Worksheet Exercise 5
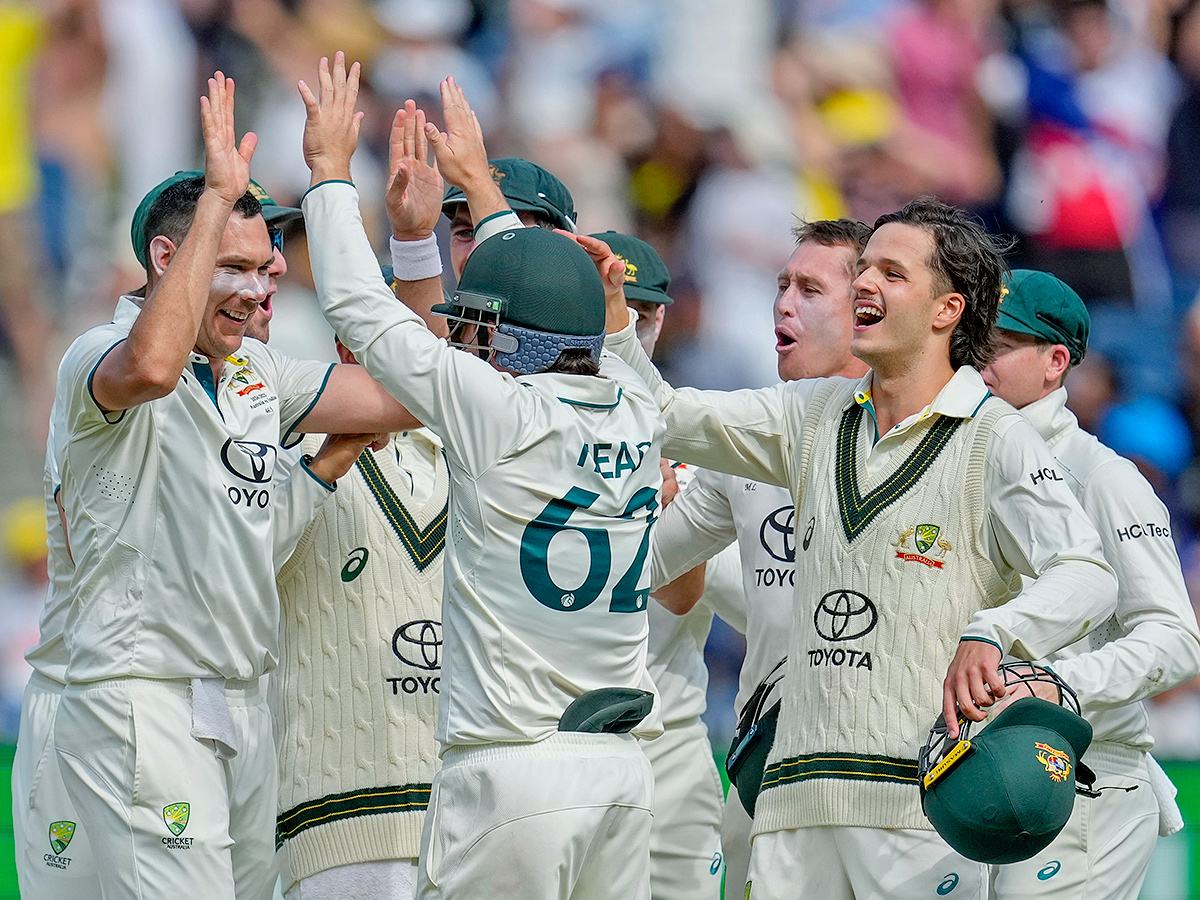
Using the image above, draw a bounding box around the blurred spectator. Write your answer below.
[0,497,46,739]
[1100,394,1193,493]
[1006,0,1178,309]
[885,0,1003,206]
[1161,0,1200,306]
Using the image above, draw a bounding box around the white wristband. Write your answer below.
[390,234,443,282]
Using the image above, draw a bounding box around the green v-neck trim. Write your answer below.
[835,405,964,543]
[356,451,447,571]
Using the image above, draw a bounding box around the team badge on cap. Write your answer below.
[1036,742,1072,782]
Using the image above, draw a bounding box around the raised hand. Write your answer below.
[200,71,256,205]
[424,76,491,191]
[386,99,445,241]
[298,52,364,184]
[565,231,629,335]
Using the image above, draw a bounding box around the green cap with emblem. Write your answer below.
[435,226,604,335]
[920,697,1093,865]
[997,269,1090,364]
[589,231,673,306]
[442,158,577,233]
[130,170,302,268]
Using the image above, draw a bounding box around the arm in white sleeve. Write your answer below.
[697,543,748,635]
[271,446,336,572]
[650,467,740,589]
[303,181,530,475]
[963,414,1118,659]
[1048,459,1200,711]
[605,312,810,488]
[473,210,523,243]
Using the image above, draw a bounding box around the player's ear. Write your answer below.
[149,235,176,279]
[933,291,965,330]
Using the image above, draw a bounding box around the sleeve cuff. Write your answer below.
[474,210,523,244]
[300,454,337,492]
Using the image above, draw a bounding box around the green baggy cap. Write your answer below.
[590,231,673,306]
[998,269,1090,364]
[442,158,577,233]
[130,171,302,268]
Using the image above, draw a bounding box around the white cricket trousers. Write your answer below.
[54,676,278,900]
[641,717,725,900]
[13,672,101,900]
[747,824,986,900]
[417,731,653,900]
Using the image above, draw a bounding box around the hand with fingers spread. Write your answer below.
[942,639,1005,737]
[566,231,629,335]
[298,52,364,185]
[200,71,256,205]
[386,99,445,241]
[424,76,492,192]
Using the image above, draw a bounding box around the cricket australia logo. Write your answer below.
[617,255,639,283]
[48,820,75,855]
[892,523,952,569]
[163,802,190,836]
[1035,743,1072,782]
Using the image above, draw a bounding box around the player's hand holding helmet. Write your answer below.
[917,663,1094,864]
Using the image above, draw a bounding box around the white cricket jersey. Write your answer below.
[55,296,334,682]
[304,182,665,749]
[1019,389,1200,748]
[25,396,73,683]
[651,466,792,715]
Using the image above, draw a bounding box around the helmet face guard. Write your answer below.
[438,289,603,376]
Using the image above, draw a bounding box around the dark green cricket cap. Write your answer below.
[998,269,1090,364]
[435,227,604,335]
[922,697,1093,865]
[130,170,302,268]
[590,231,672,306]
[442,158,577,233]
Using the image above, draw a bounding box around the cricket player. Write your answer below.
[298,58,663,900]
[592,197,1119,900]
[593,229,743,900]
[272,112,456,899]
[11,173,305,900]
[648,218,871,900]
[49,73,420,900]
[980,269,1200,900]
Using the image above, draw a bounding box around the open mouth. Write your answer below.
[855,302,884,328]
[220,309,250,325]
[775,329,797,351]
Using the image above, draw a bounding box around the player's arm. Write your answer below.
[93,73,256,412]
[298,55,536,472]
[601,307,804,488]
[1046,459,1200,711]
[945,413,1118,733]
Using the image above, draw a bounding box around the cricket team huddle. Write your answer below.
[10,51,1200,900]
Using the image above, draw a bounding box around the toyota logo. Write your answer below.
[759,505,796,562]
[392,620,442,670]
[220,439,277,483]
[814,590,877,642]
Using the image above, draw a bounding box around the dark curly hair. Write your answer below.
[873,198,1011,371]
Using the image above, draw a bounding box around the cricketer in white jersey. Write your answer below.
[299,61,665,899]
[650,468,794,900]
[981,270,1200,900]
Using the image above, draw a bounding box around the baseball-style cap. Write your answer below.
[921,697,1093,865]
[130,170,302,268]
[589,231,673,306]
[997,269,1090,364]
[442,158,577,233]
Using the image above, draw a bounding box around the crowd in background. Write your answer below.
[1,0,1199,755]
